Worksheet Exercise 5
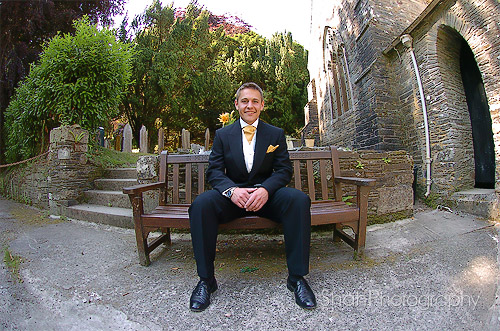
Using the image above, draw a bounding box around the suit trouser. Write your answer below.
[188,187,311,279]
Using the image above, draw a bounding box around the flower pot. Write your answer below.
[305,138,315,147]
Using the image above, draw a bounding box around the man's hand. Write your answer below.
[230,187,269,211]
[245,187,268,211]
[230,187,255,209]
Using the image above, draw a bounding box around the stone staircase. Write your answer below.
[448,188,499,220]
[63,168,137,228]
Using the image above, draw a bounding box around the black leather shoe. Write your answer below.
[287,277,317,309]
[189,279,218,312]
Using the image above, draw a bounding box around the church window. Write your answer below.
[323,27,352,120]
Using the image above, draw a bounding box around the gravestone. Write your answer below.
[191,143,203,154]
[97,127,105,146]
[158,127,165,153]
[204,128,210,151]
[181,129,190,150]
[140,125,148,153]
[114,134,122,151]
[123,124,133,153]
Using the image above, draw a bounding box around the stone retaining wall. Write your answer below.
[338,149,414,221]
[0,156,50,209]
[0,125,99,213]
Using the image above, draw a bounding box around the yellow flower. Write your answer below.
[219,112,230,125]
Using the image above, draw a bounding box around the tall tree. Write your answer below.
[262,32,309,133]
[0,0,124,163]
[222,32,309,134]
[120,1,309,149]
[121,1,234,149]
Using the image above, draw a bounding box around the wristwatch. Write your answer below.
[222,187,236,199]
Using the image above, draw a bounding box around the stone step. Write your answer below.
[83,190,131,208]
[94,178,138,191]
[449,189,499,219]
[63,204,133,228]
[105,168,137,179]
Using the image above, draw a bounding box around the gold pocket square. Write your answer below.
[266,145,279,153]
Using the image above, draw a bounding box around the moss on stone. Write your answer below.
[89,146,142,169]
[367,210,413,225]
[8,206,65,226]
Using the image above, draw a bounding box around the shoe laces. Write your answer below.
[194,282,208,297]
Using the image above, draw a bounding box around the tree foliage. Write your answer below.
[121,1,234,148]
[5,18,133,162]
[121,1,309,149]
[223,32,309,133]
[0,0,125,163]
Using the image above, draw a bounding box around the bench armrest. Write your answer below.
[123,182,166,195]
[335,176,376,187]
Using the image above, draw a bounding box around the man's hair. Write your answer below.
[235,82,263,100]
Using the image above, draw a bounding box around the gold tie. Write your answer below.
[242,125,256,144]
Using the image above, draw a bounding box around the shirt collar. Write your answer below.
[240,118,259,129]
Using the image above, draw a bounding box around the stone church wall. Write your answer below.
[308,0,500,200]
[385,0,500,196]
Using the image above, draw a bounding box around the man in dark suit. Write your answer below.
[188,82,316,311]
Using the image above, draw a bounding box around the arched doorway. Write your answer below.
[459,39,496,189]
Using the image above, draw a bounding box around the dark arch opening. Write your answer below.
[460,39,495,188]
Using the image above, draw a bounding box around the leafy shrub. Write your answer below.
[6,17,133,162]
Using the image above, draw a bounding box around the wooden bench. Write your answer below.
[123,146,375,266]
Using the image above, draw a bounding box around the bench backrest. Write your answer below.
[158,146,343,205]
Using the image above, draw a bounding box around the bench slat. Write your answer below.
[289,150,331,160]
[306,160,315,201]
[185,164,192,203]
[320,159,328,200]
[164,154,210,163]
[173,164,179,204]
[142,204,359,228]
[293,160,301,190]
[198,164,205,195]
[330,148,343,201]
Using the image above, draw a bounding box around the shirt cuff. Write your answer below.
[222,187,237,198]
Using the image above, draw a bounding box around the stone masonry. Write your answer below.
[307,0,500,215]
[48,125,93,214]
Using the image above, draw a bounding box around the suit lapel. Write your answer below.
[228,122,247,176]
[249,121,270,178]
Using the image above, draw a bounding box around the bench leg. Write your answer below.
[136,236,151,266]
[333,224,342,242]
[355,186,370,250]
[131,196,151,266]
[161,227,171,246]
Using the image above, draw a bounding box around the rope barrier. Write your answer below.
[0,151,50,169]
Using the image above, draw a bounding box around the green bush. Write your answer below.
[6,17,133,162]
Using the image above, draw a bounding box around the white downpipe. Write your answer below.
[401,34,432,197]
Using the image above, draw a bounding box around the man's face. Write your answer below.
[235,88,264,125]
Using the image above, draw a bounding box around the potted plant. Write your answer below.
[304,128,318,147]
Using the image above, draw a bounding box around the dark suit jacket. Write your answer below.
[206,120,292,197]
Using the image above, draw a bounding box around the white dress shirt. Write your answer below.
[240,118,258,173]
